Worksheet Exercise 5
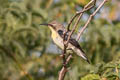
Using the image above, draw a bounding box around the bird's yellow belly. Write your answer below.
[50,29,64,49]
[52,33,64,50]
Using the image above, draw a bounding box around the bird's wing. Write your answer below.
[57,30,90,63]
[57,30,82,50]
[69,38,82,49]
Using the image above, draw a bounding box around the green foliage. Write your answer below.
[81,74,100,80]
[0,0,120,80]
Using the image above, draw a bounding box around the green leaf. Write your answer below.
[81,74,100,80]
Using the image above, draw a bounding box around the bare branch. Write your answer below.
[58,55,72,80]
[58,30,68,80]
[66,0,96,45]
[58,0,108,80]
[76,0,108,41]
[58,1,97,80]
[67,0,96,31]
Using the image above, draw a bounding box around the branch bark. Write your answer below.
[66,0,96,46]
[67,0,96,31]
[58,54,72,80]
[76,0,108,41]
[58,0,108,80]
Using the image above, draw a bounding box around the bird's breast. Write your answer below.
[50,29,64,49]
[50,27,75,50]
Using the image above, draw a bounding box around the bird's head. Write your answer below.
[40,21,64,31]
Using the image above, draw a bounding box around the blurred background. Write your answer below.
[0,0,120,80]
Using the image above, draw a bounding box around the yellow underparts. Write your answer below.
[49,27,64,49]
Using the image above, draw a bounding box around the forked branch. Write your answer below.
[58,0,108,80]
[76,0,108,41]
[66,0,96,45]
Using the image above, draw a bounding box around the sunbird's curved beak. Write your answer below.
[39,23,55,29]
[39,23,53,27]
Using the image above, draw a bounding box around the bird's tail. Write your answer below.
[74,48,90,64]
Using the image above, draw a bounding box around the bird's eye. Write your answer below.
[58,30,63,35]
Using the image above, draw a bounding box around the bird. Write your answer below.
[40,21,90,63]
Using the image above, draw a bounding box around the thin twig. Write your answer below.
[58,0,96,80]
[58,31,68,80]
[67,0,96,31]
[58,55,72,80]
[58,1,96,80]
[58,0,108,80]
[66,0,96,44]
[76,0,108,41]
